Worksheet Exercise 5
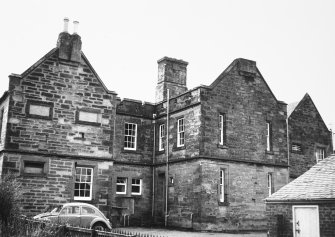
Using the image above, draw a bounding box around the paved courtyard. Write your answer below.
[116,228,267,237]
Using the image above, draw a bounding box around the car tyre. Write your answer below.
[92,223,107,231]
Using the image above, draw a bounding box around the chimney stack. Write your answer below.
[57,18,82,63]
[155,57,188,102]
[63,17,69,33]
[73,21,79,34]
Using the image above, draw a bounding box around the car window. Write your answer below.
[81,206,95,215]
[60,206,80,215]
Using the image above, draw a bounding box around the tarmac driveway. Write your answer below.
[115,227,267,237]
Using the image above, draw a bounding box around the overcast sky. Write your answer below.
[1,0,334,137]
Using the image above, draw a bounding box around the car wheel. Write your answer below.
[64,232,72,237]
[92,223,106,231]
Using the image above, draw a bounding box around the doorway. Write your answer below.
[292,205,320,237]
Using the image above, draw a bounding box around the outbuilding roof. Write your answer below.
[266,155,335,202]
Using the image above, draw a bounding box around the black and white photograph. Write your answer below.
[0,1,334,236]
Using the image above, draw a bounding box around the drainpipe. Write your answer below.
[152,114,156,219]
[165,89,170,227]
[286,117,290,183]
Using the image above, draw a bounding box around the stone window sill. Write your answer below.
[266,151,274,155]
[217,144,228,149]
[156,150,165,155]
[173,145,186,151]
[21,173,47,178]
[218,201,229,206]
[121,149,141,154]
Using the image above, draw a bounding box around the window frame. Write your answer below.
[219,113,227,145]
[74,167,93,201]
[291,143,303,153]
[266,121,273,152]
[75,109,102,126]
[267,172,274,196]
[315,147,325,163]
[159,124,165,151]
[23,161,45,175]
[116,177,127,195]
[124,122,137,151]
[177,118,185,147]
[218,168,228,205]
[26,100,53,120]
[131,178,142,195]
[0,108,4,143]
[21,156,49,177]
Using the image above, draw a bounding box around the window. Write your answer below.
[124,123,137,150]
[74,167,93,201]
[131,178,142,195]
[177,118,185,147]
[60,206,80,215]
[316,148,325,163]
[24,161,45,174]
[219,169,226,202]
[219,114,226,145]
[267,173,274,196]
[116,177,127,194]
[266,122,272,152]
[292,143,302,153]
[76,110,101,126]
[159,124,165,151]
[82,206,95,215]
[26,100,53,120]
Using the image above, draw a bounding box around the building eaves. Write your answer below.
[265,155,335,202]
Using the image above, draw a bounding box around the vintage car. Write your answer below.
[33,202,112,231]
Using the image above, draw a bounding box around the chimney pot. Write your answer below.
[73,21,79,34]
[63,17,69,33]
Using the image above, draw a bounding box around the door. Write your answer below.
[293,205,320,237]
[80,206,97,228]
[155,173,166,222]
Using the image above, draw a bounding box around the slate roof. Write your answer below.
[266,155,335,202]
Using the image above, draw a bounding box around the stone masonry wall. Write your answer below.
[200,59,287,166]
[155,89,202,164]
[114,114,153,164]
[110,164,152,227]
[1,152,114,217]
[7,52,116,157]
[288,95,332,179]
[198,160,287,231]
[160,161,202,229]
[266,203,335,237]
[0,95,9,150]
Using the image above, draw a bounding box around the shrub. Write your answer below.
[0,173,22,236]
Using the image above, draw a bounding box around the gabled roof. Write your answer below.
[18,48,116,95]
[209,58,283,104]
[288,93,328,131]
[266,155,335,202]
[287,101,299,117]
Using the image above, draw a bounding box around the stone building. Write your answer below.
[288,93,333,180]
[0,19,291,231]
[265,155,335,237]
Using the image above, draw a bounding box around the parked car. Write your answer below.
[33,202,112,231]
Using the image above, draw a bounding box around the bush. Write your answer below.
[0,173,22,236]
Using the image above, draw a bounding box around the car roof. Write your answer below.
[62,202,98,208]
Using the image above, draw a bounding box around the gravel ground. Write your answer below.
[115,228,267,237]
